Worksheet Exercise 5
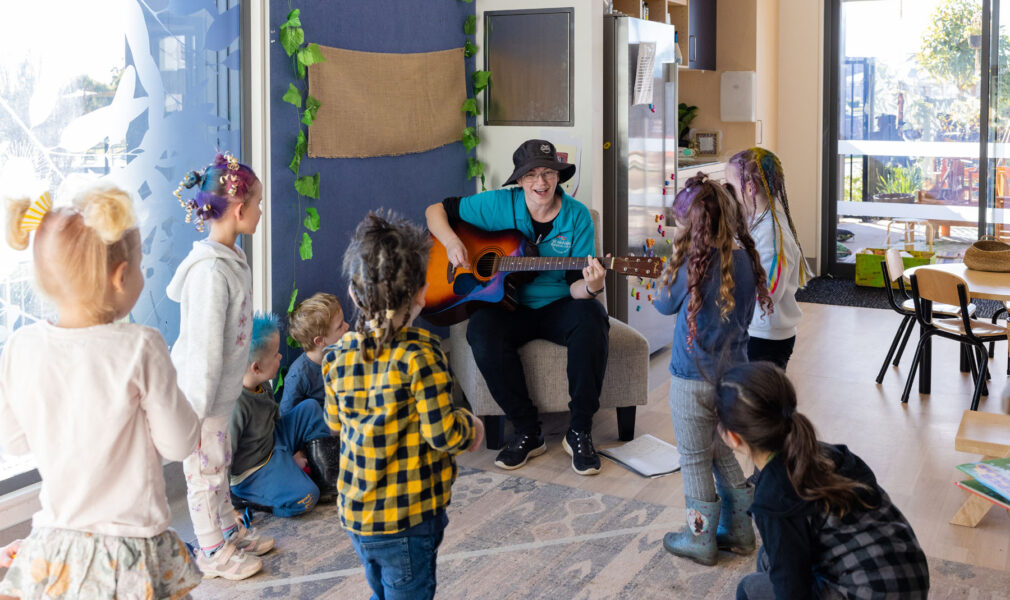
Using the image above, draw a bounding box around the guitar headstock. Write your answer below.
[611,256,664,278]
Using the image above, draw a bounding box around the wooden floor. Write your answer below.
[457,302,1010,572]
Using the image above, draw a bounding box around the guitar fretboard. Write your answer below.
[497,256,610,271]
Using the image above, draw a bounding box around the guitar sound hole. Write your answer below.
[474,253,497,278]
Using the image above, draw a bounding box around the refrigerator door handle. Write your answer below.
[662,62,678,83]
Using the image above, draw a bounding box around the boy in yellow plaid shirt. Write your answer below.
[323,210,484,600]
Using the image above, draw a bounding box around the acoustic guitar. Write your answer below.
[421,222,664,326]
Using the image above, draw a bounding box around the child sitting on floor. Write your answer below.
[0,187,201,598]
[279,292,349,415]
[716,362,929,599]
[323,210,484,600]
[230,312,340,516]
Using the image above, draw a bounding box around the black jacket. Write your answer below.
[750,443,929,599]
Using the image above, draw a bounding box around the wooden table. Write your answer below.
[904,263,1010,394]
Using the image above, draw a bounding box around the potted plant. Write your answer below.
[678,102,698,148]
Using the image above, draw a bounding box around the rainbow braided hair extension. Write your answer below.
[741,148,809,289]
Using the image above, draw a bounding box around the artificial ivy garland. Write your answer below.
[460,3,491,191]
[279,6,326,350]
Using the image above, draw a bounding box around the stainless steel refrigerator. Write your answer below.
[603,14,679,353]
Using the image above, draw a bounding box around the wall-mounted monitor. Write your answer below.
[484,8,574,126]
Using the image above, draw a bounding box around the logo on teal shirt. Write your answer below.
[550,235,572,253]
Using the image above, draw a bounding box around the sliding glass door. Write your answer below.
[825,0,1005,276]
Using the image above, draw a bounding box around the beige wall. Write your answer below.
[776,0,823,267]
[756,0,779,151]
[678,0,758,158]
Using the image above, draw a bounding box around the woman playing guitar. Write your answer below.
[425,139,609,476]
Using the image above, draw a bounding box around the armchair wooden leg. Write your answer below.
[484,415,506,450]
[616,406,636,441]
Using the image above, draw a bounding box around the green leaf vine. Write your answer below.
[280,5,327,347]
[459,5,490,191]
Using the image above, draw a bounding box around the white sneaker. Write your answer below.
[229,520,275,556]
[196,540,262,580]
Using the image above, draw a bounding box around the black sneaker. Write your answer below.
[562,428,601,475]
[494,431,547,470]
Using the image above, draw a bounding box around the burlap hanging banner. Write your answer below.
[307,45,466,158]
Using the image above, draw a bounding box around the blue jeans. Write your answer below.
[347,512,448,600]
[737,547,774,600]
[230,401,332,517]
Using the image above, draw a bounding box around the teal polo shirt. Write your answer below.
[459,188,595,309]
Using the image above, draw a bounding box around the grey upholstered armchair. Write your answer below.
[448,209,651,449]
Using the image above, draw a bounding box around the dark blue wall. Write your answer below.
[269,1,475,347]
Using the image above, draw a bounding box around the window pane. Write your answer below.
[0,0,242,483]
[836,0,980,264]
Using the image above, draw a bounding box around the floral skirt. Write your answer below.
[0,527,202,599]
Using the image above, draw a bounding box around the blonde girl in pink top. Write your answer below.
[0,186,202,599]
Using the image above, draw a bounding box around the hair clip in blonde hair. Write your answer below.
[20,191,52,233]
[223,151,241,198]
[384,309,397,320]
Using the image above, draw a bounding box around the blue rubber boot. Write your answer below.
[662,496,720,566]
[716,484,756,555]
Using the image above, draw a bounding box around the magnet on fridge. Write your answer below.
[647,294,652,301]
[631,288,637,297]
[660,214,664,220]
[636,292,640,300]
[646,238,656,248]
[654,215,661,223]
[665,239,671,245]
[636,305,641,311]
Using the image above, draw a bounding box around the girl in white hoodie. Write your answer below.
[1,186,202,598]
[167,153,273,580]
[725,148,808,368]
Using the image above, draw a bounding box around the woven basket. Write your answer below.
[964,237,1010,272]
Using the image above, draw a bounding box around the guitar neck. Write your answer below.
[498,256,613,272]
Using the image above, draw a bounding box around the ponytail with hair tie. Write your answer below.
[6,191,52,251]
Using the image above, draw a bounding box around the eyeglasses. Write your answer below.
[520,169,559,184]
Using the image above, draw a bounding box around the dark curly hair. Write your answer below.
[342,210,432,362]
[660,173,772,347]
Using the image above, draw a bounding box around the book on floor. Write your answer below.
[599,434,681,478]
[954,479,1010,511]
[955,457,1010,502]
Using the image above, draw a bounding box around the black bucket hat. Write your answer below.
[503,139,576,186]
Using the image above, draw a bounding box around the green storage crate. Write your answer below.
[854,248,936,288]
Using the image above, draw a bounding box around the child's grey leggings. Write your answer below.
[668,375,748,502]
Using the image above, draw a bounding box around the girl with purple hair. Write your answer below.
[167,153,273,580]
[653,174,772,567]
[725,148,808,368]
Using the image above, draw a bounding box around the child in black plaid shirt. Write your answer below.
[323,210,484,600]
[715,362,929,600]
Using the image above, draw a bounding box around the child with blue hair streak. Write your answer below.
[229,313,340,518]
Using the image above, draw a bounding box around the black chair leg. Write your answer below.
[893,316,915,366]
[900,334,930,404]
[877,315,911,383]
[989,307,1007,358]
[484,415,506,450]
[959,343,970,373]
[616,406,636,441]
[971,343,988,411]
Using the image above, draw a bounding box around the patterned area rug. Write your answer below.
[193,468,1007,599]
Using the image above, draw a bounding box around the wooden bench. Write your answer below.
[951,410,1010,527]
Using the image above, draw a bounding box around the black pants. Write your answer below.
[466,298,609,434]
[747,335,796,369]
